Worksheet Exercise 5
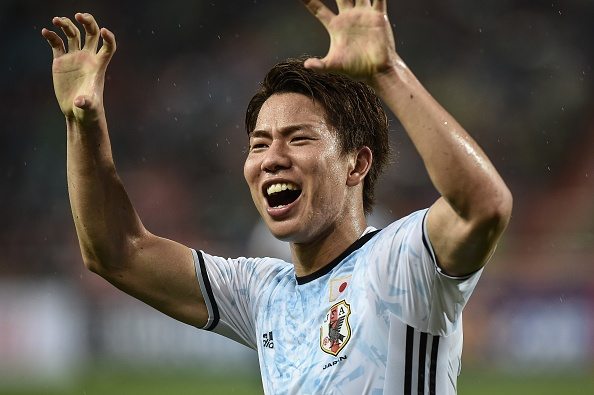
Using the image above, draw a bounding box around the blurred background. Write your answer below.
[1,0,593,394]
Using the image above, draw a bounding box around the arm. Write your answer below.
[302,0,512,276]
[42,14,208,326]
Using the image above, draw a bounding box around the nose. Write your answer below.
[261,140,291,173]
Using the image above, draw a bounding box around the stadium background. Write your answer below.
[1,0,593,393]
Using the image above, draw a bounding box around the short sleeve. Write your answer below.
[191,249,292,350]
[192,249,259,349]
[368,209,483,336]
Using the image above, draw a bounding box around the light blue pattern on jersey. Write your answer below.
[194,209,483,394]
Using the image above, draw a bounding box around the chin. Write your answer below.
[263,218,309,243]
[266,225,298,243]
[267,221,325,245]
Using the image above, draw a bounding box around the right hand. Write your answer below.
[41,13,116,124]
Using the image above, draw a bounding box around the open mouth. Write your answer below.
[265,182,302,208]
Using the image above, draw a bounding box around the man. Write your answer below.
[42,0,512,393]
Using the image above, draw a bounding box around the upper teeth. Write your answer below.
[267,183,299,196]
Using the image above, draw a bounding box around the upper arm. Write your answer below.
[91,230,208,328]
[427,194,512,277]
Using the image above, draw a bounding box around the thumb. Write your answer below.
[72,95,103,122]
[303,57,327,72]
[73,95,97,111]
[74,95,91,110]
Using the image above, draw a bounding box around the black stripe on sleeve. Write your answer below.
[429,335,440,395]
[404,325,414,395]
[421,210,438,266]
[417,332,428,395]
[197,251,220,331]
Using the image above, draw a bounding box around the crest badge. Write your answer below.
[320,300,352,356]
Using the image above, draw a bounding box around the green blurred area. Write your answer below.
[2,367,593,395]
[459,371,594,395]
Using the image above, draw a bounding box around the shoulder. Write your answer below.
[194,249,294,282]
[367,208,429,250]
[382,208,428,234]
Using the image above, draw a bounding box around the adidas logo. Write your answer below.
[262,331,274,349]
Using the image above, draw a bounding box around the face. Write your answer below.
[244,92,356,243]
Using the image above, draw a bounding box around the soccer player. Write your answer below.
[42,0,512,393]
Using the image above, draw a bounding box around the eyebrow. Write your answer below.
[249,123,317,139]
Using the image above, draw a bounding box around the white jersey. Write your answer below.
[192,209,482,394]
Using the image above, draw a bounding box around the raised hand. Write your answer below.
[301,0,397,82]
[41,13,116,124]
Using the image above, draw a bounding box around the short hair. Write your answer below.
[245,58,390,214]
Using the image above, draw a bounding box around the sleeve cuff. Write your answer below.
[191,248,220,331]
[421,210,481,281]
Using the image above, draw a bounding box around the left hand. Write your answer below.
[41,13,116,125]
[301,0,397,82]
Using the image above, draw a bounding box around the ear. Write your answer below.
[346,146,372,187]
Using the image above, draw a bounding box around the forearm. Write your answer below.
[371,57,511,221]
[66,113,144,271]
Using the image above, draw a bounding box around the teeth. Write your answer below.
[266,182,299,196]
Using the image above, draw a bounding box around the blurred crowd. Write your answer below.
[1,0,593,370]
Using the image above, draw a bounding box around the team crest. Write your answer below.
[320,300,351,356]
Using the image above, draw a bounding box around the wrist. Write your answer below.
[65,111,106,138]
[65,105,105,129]
[370,54,424,104]
[370,54,411,90]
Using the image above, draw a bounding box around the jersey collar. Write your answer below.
[295,229,380,285]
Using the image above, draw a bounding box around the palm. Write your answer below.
[302,0,397,81]
[52,51,104,118]
[325,8,395,79]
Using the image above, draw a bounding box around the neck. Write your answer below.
[290,213,367,278]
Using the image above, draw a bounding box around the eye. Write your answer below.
[249,136,270,151]
[249,143,268,151]
[291,136,313,144]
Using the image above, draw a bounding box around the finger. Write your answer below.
[372,0,387,13]
[41,28,66,58]
[336,0,355,11]
[75,12,100,53]
[97,28,117,61]
[52,16,81,52]
[301,0,335,27]
[354,0,371,7]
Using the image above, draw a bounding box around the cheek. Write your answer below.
[310,160,349,208]
[243,157,257,184]
[318,154,350,188]
[243,163,249,184]
[243,160,261,200]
